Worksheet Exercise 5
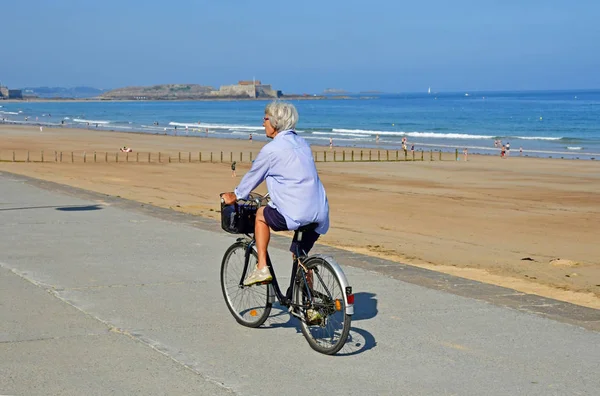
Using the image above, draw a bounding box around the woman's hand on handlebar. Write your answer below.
[220,192,237,205]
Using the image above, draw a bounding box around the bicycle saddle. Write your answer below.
[297,223,319,232]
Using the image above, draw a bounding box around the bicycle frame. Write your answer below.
[236,236,355,316]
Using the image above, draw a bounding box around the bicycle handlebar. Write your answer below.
[220,191,270,208]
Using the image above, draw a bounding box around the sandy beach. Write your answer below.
[2,124,599,308]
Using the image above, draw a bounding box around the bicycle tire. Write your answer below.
[294,256,352,355]
[221,241,271,328]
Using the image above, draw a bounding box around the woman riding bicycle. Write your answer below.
[221,101,329,286]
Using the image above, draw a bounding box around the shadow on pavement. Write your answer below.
[56,204,103,212]
[336,326,377,356]
[335,292,378,356]
[263,305,300,330]
[0,204,104,212]
[261,294,378,356]
[352,292,378,321]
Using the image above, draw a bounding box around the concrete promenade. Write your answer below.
[1,171,599,395]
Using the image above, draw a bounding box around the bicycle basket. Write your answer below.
[221,201,258,234]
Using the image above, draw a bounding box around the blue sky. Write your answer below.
[2,0,599,93]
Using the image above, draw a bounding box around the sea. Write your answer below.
[1,90,599,159]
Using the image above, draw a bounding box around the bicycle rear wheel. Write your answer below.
[294,256,351,355]
[221,241,271,327]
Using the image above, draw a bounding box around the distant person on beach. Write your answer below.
[463,147,468,161]
[249,133,253,142]
[329,137,333,149]
[40,126,43,132]
[120,146,133,153]
[231,161,237,177]
[519,147,523,156]
[376,134,380,144]
[501,145,506,158]
[206,128,209,137]
[506,142,510,156]
[402,143,407,155]
[411,144,415,155]
[221,101,329,287]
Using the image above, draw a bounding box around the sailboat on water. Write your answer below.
[428,87,431,94]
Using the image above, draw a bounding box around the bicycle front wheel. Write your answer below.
[221,241,271,327]
[294,256,352,355]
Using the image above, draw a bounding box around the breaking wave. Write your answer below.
[73,118,110,125]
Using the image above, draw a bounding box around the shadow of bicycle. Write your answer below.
[262,304,301,330]
[261,292,378,355]
[352,292,378,321]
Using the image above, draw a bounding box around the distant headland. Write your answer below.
[1,80,341,101]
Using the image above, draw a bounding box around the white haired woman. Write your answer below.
[221,101,330,285]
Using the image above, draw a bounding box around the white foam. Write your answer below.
[406,142,600,156]
[313,131,368,138]
[141,125,169,131]
[517,136,562,141]
[332,129,494,139]
[567,146,583,150]
[73,118,110,125]
[169,121,263,131]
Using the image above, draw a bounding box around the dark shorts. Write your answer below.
[263,205,320,255]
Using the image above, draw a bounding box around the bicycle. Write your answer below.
[219,192,354,355]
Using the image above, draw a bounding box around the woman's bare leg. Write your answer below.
[255,207,270,269]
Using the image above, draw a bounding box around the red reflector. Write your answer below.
[346,294,354,304]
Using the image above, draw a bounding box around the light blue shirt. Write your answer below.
[234,130,330,235]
